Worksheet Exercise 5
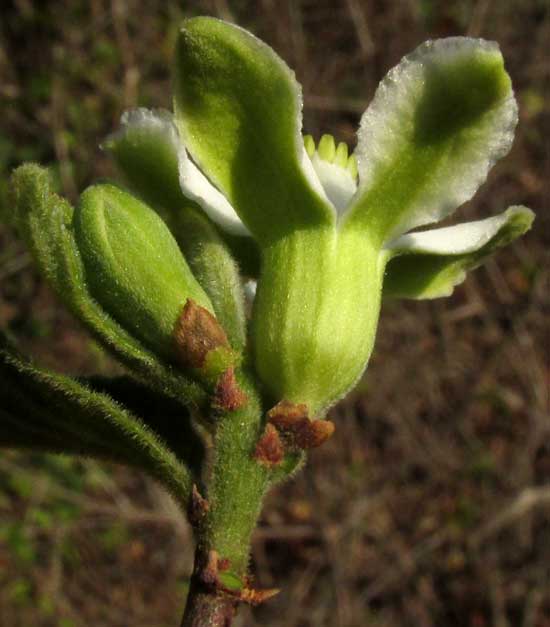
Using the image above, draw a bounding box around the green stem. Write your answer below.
[182,372,270,626]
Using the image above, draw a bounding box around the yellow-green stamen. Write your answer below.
[303,134,358,183]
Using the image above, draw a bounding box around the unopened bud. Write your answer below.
[74,183,213,363]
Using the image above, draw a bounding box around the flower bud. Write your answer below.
[74,183,214,364]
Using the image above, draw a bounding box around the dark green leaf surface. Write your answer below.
[0,344,199,507]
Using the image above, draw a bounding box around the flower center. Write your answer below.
[303,134,358,213]
[304,134,358,182]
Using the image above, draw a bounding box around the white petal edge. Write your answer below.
[104,107,180,152]
[105,108,251,237]
[355,37,518,239]
[385,206,531,255]
[102,107,182,180]
[177,145,251,237]
[310,153,357,215]
[243,279,257,304]
[176,19,337,226]
[300,149,333,209]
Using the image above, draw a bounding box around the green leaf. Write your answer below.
[82,375,205,471]
[8,165,205,406]
[0,344,199,508]
[347,38,517,246]
[383,206,533,299]
[174,17,333,242]
[74,182,213,361]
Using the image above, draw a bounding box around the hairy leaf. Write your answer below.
[0,344,201,507]
[8,164,205,406]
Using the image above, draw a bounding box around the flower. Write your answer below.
[105,17,533,414]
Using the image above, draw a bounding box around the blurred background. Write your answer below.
[0,1,549,625]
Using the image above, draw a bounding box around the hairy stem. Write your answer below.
[181,372,270,626]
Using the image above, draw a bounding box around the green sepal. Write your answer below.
[269,451,306,484]
[74,182,213,362]
[174,16,334,243]
[383,206,534,299]
[252,224,383,414]
[0,344,198,508]
[8,164,205,406]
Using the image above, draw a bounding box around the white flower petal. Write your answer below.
[382,206,534,300]
[104,108,250,237]
[115,107,180,147]
[177,145,251,237]
[102,108,185,211]
[386,211,512,255]
[174,18,336,241]
[350,37,518,243]
[310,153,357,214]
[300,148,333,209]
[243,279,257,303]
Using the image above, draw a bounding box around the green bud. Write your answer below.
[170,204,247,351]
[74,183,213,363]
[9,165,206,405]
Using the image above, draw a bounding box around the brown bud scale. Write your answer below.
[200,550,220,589]
[268,400,335,449]
[213,367,247,412]
[237,586,280,606]
[195,549,279,608]
[253,423,284,467]
[174,299,229,369]
[189,484,210,526]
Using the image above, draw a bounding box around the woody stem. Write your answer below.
[181,557,237,627]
